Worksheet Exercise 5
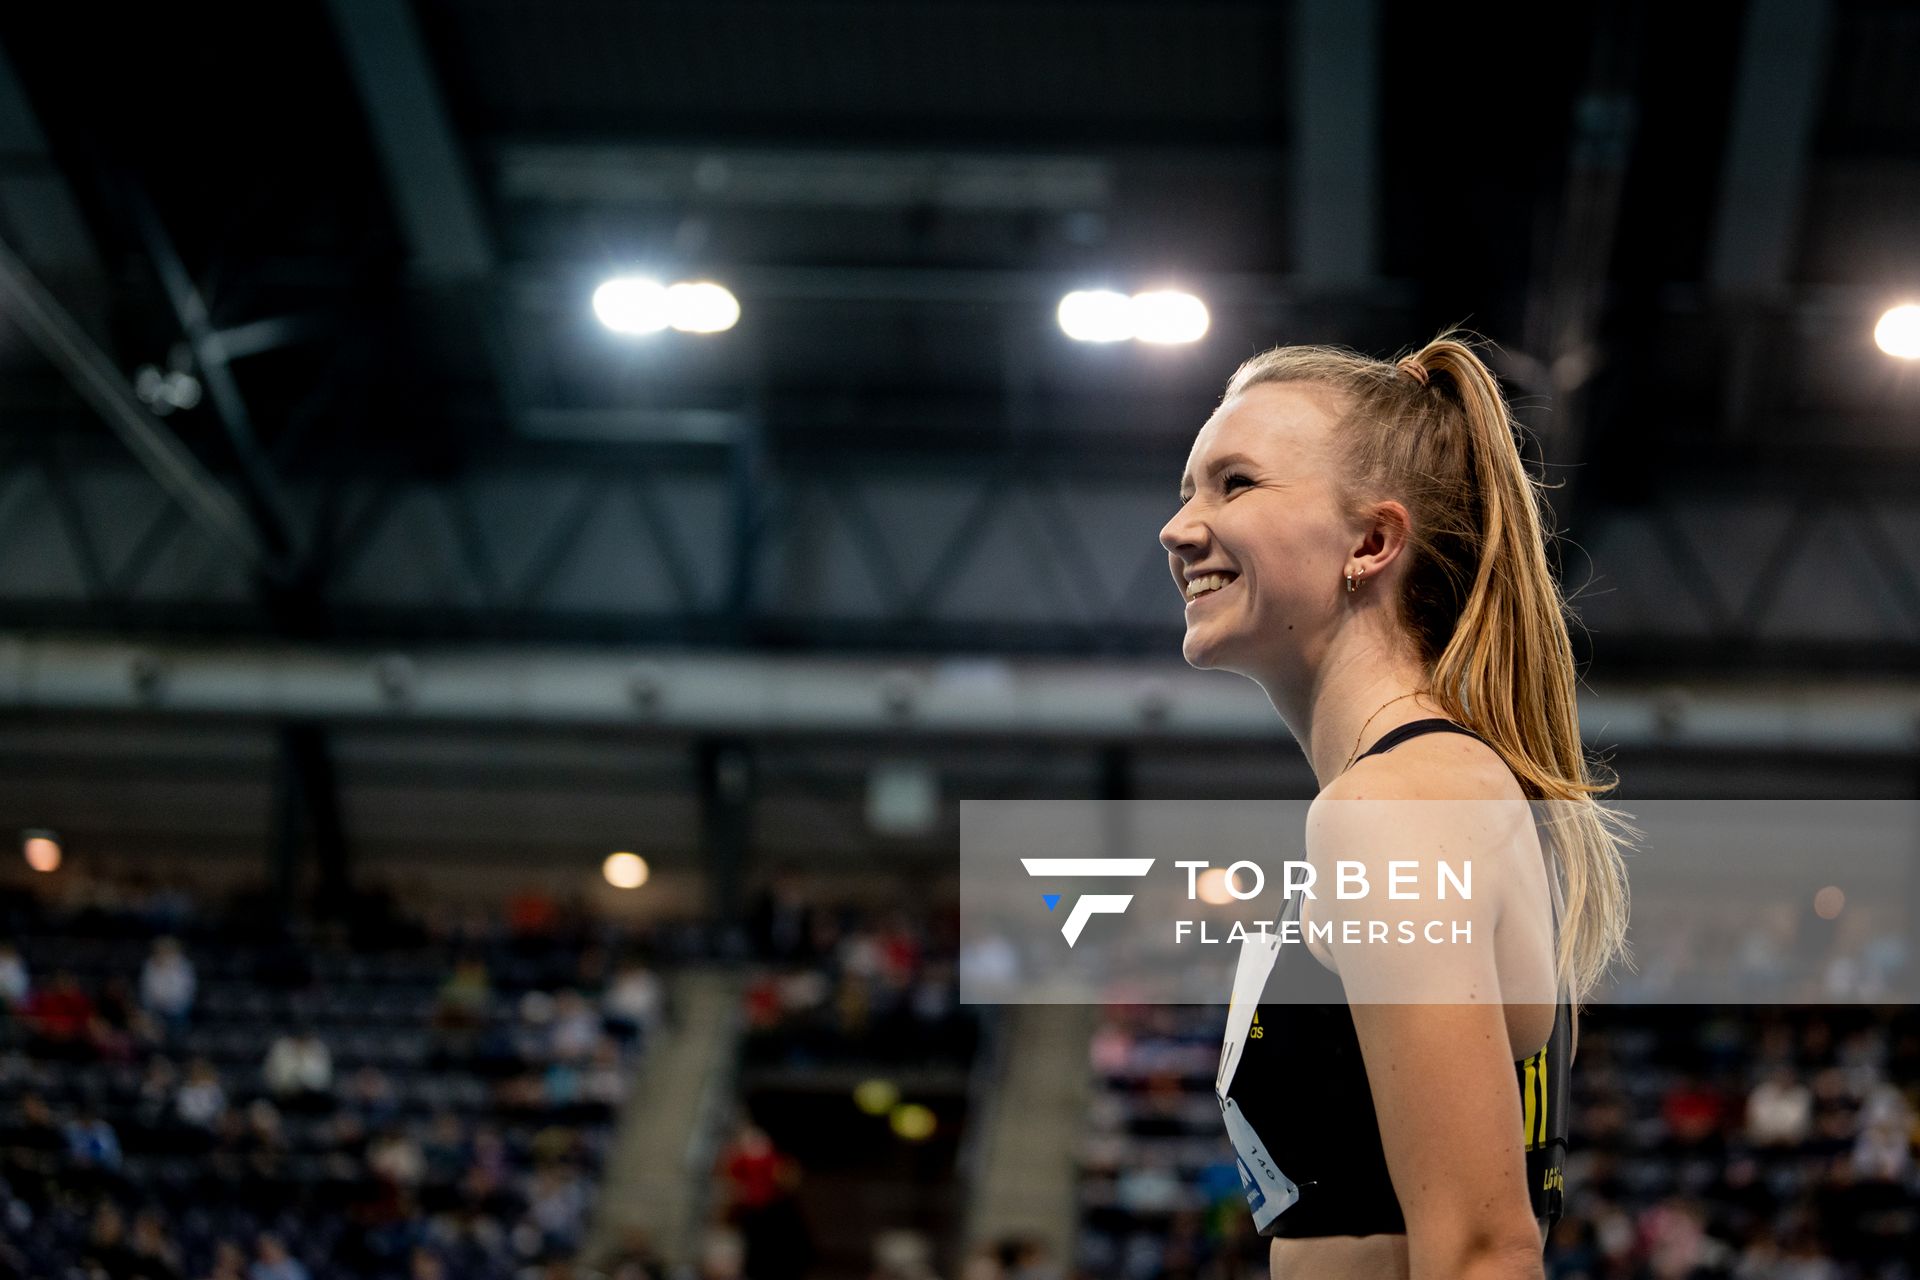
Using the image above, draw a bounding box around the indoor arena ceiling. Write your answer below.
[0,1,1917,675]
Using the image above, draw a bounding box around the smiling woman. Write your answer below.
[1159,331,1633,1280]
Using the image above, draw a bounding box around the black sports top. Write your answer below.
[1225,718,1572,1238]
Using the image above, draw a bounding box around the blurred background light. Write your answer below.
[666,281,741,333]
[1873,303,1920,359]
[592,277,671,334]
[1058,288,1208,344]
[21,830,61,874]
[602,851,649,889]
[1057,290,1134,342]
[888,1102,937,1141]
[1129,289,1209,345]
[853,1079,900,1116]
[1813,885,1845,919]
[1196,866,1233,906]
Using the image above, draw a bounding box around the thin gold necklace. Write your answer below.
[1341,691,1431,773]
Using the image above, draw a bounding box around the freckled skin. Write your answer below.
[1159,384,1359,689]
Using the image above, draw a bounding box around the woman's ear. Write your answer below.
[1351,499,1414,578]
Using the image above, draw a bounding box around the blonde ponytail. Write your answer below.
[1223,330,1633,1004]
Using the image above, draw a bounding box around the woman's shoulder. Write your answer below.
[1305,733,1536,893]
[1320,725,1523,803]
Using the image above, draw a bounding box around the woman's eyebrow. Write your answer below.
[1178,452,1260,498]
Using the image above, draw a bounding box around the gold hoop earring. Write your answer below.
[1346,568,1363,594]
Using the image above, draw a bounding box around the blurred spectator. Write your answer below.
[263,1028,333,1104]
[1660,1078,1724,1146]
[128,1208,186,1280]
[581,1036,630,1108]
[22,969,95,1048]
[542,1057,582,1107]
[525,1163,590,1252]
[603,960,663,1043]
[747,869,817,962]
[1849,1082,1913,1181]
[199,1239,248,1280]
[435,954,491,1031]
[369,1127,428,1189]
[717,1121,811,1280]
[177,1057,229,1127]
[421,1109,469,1183]
[549,989,603,1062]
[698,1227,747,1280]
[139,1052,181,1119]
[599,1227,669,1280]
[82,1203,140,1278]
[3,1092,65,1165]
[871,1229,939,1280]
[506,887,558,936]
[92,974,159,1062]
[345,1064,401,1127]
[63,1107,121,1169]
[249,1233,310,1280]
[1746,1065,1814,1146]
[246,1098,288,1152]
[1637,1199,1732,1277]
[0,941,27,1008]
[140,934,198,1026]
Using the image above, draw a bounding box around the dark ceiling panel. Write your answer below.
[414,0,1291,143]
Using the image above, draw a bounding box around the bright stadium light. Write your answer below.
[1058,290,1135,343]
[593,277,672,334]
[1874,303,1920,359]
[1130,289,1210,345]
[603,851,650,889]
[666,281,741,333]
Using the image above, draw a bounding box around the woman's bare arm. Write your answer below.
[1306,788,1547,1280]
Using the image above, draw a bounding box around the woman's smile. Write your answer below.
[1185,574,1240,609]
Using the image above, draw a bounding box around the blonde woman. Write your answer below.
[1159,334,1631,1279]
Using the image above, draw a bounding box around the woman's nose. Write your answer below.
[1160,507,1203,555]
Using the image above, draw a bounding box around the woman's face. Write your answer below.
[1158,381,1354,680]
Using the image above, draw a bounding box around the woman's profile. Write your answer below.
[1158,333,1632,1279]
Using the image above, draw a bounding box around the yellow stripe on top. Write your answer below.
[1536,1050,1549,1148]
[1520,1051,1551,1159]
[1520,1051,1544,1151]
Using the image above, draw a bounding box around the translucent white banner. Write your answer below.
[958,800,1919,1005]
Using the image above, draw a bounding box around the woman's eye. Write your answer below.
[1222,473,1253,492]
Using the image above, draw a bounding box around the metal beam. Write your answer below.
[0,45,102,278]
[327,0,526,431]
[1292,0,1380,288]
[1708,0,1832,296]
[326,0,492,279]
[124,184,297,564]
[2,635,1918,754]
[0,234,276,575]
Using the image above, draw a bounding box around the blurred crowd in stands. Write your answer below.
[739,871,976,1071]
[711,873,982,1280]
[29,860,1906,1280]
[1078,1003,1920,1280]
[0,871,669,1280]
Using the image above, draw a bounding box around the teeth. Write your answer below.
[1187,573,1234,600]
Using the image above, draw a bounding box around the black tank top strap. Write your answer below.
[1352,717,1487,763]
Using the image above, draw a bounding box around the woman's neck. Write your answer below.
[1265,632,1442,789]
